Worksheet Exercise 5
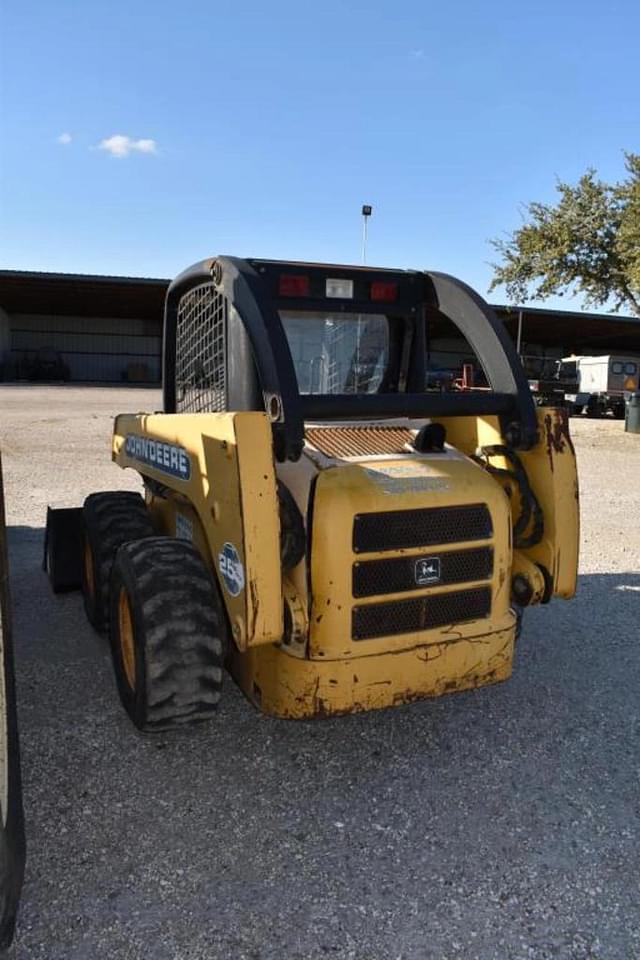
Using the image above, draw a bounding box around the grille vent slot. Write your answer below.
[352,587,492,640]
[353,504,493,553]
[353,547,493,598]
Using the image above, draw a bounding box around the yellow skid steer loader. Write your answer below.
[47,258,579,730]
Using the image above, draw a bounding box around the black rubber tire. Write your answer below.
[44,506,83,593]
[277,481,305,570]
[82,492,154,633]
[109,537,227,732]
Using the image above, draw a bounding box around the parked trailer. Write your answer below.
[565,355,640,418]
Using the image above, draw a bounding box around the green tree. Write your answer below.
[489,153,640,316]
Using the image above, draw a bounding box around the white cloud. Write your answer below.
[410,49,425,60]
[133,138,156,154]
[57,132,72,145]
[97,134,158,158]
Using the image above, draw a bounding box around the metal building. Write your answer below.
[429,303,640,375]
[0,269,638,385]
[0,271,165,383]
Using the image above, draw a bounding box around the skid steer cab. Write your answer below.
[46,257,579,730]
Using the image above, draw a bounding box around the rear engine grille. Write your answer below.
[352,587,492,640]
[305,426,414,458]
[353,504,492,553]
[352,547,493,598]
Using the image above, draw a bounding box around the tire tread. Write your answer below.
[110,537,226,731]
[82,491,154,631]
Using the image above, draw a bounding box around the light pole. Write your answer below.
[361,204,372,264]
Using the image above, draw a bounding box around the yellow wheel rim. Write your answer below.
[84,539,95,599]
[118,588,136,689]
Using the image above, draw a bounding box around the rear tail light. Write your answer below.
[370,281,397,302]
[279,274,310,297]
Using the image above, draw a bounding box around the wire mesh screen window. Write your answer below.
[175,284,227,413]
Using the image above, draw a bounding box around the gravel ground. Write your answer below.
[1,385,639,960]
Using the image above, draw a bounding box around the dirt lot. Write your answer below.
[1,385,639,960]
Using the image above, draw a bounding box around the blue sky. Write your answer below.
[1,0,638,309]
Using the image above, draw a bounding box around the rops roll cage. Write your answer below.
[163,256,538,462]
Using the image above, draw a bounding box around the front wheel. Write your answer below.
[82,491,154,633]
[109,537,228,732]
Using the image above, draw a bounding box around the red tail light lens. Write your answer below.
[279,274,310,297]
[370,281,398,302]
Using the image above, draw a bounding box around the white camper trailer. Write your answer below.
[564,355,640,418]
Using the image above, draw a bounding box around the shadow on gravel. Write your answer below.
[7,517,638,745]
[6,517,639,683]
[7,521,640,959]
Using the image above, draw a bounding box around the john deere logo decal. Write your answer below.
[415,557,441,586]
[125,434,191,481]
[218,542,245,597]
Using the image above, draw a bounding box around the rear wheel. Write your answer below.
[109,537,227,732]
[82,492,154,633]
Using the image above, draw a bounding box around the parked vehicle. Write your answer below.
[524,357,579,408]
[23,347,70,382]
[564,355,640,418]
[46,255,579,728]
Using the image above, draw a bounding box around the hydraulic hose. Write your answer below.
[473,445,544,549]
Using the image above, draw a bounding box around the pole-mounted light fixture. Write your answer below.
[361,205,372,264]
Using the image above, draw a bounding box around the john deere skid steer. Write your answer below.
[47,257,579,730]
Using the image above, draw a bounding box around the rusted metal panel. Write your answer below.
[228,624,514,718]
[444,409,579,603]
[518,407,580,599]
[112,411,283,649]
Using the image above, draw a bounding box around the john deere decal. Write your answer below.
[125,434,191,481]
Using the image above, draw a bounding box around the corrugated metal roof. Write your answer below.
[494,304,640,352]
[0,270,169,320]
[494,302,638,325]
[0,269,169,284]
[0,269,638,351]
